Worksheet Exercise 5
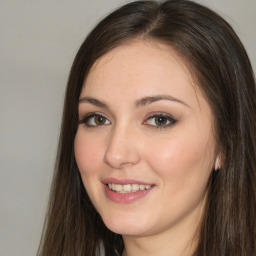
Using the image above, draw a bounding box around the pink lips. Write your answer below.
[102,178,155,203]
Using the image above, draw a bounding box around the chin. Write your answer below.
[102,212,152,236]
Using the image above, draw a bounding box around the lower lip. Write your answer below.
[104,185,154,203]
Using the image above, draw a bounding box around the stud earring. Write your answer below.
[214,157,221,171]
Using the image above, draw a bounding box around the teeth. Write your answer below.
[123,184,132,192]
[108,183,152,193]
[132,184,139,191]
[139,185,145,190]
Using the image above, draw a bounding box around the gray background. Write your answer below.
[0,1,255,256]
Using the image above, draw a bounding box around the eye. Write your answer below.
[79,113,111,127]
[143,114,176,129]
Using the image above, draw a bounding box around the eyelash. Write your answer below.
[79,112,111,127]
[79,112,177,129]
[143,113,177,129]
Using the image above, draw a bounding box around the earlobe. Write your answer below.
[214,156,221,171]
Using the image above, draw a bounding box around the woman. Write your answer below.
[37,0,256,255]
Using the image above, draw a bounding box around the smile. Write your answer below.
[108,183,152,193]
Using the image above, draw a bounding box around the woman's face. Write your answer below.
[74,40,216,239]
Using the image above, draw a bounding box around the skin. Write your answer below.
[74,40,216,256]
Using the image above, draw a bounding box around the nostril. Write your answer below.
[120,162,133,167]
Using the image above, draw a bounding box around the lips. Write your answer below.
[102,178,155,203]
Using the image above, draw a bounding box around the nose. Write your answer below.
[104,124,141,169]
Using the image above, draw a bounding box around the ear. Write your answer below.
[214,155,222,171]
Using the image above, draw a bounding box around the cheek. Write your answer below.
[144,132,214,222]
[74,129,107,206]
[145,132,213,186]
[74,129,104,176]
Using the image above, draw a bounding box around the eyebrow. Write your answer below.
[134,95,190,108]
[78,94,190,109]
[79,97,109,109]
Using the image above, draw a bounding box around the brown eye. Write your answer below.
[95,115,107,125]
[81,113,111,127]
[143,114,176,129]
[155,116,168,126]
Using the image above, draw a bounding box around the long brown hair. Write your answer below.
[37,1,256,255]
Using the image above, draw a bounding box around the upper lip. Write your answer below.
[102,177,154,186]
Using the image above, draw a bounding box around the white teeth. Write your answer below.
[132,184,139,191]
[113,184,122,192]
[139,185,145,190]
[123,184,132,192]
[108,183,152,193]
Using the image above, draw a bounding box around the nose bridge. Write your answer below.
[104,121,140,169]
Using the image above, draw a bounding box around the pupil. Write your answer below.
[96,116,105,124]
[156,116,166,125]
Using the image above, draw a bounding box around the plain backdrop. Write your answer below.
[0,1,255,255]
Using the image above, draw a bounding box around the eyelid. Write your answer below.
[143,112,177,129]
[79,112,111,127]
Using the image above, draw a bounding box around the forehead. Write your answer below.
[81,40,202,108]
